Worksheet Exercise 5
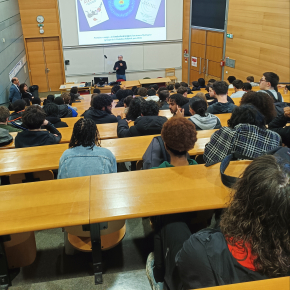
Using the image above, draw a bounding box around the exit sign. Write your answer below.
[226,34,233,39]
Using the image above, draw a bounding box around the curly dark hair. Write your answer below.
[189,97,207,117]
[111,85,121,94]
[161,117,197,155]
[141,100,159,116]
[92,94,113,111]
[147,89,156,96]
[22,106,46,129]
[240,91,276,124]
[69,118,100,150]
[228,105,266,129]
[220,155,290,278]
[126,97,145,120]
[116,89,128,101]
[169,94,189,107]
[12,99,26,112]
[43,103,58,117]
[167,84,174,91]
[138,87,147,97]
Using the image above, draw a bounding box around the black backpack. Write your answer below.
[264,90,283,103]
[220,147,290,188]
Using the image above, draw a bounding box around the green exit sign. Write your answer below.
[226,34,233,39]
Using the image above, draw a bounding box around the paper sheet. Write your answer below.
[135,0,162,26]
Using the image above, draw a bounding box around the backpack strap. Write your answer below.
[156,136,170,162]
[264,90,282,102]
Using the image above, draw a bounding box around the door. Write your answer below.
[26,37,64,92]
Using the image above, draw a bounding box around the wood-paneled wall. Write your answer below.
[182,0,191,82]
[225,0,290,82]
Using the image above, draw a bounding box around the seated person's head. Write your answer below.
[220,155,290,278]
[23,98,31,106]
[141,100,159,116]
[208,78,216,83]
[158,90,170,102]
[161,117,197,159]
[240,91,276,124]
[243,82,252,92]
[132,86,138,95]
[92,94,113,113]
[61,93,71,105]
[227,76,236,84]
[138,87,147,97]
[125,89,133,96]
[198,78,206,87]
[45,95,55,105]
[147,89,156,97]
[69,118,100,149]
[194,92,207,102]
[174,82,181,90]
[232,80,244,91]
[168,94,189,114]
[192,81,200,88]
[167,84,174,91]
[116,89,128,101]
[246,76,254,83]
[32,97,41,105]
[0,106,10,124]
[19,83,28,93]
[93,88,101,94]
[177,86,188,97]
[189,97,208,116]
[151,84,159,91]
[126,97,144,120]
[228,104,266,129]
[213,81,229,96]
[206,83,214,93]
[90,93,99,107]
[157,86,167,95]
[124,96,133,108]
[111,85,121,94]
[54,96,65,105]
[187,87,192,94]
[12,99,26,112]
[180,82,188,88]
[70,87,78,94]
[22,106,46,130]
[260,72,279,90]
[43,103,59,117]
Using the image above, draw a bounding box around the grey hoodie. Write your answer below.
[189,113,222,130]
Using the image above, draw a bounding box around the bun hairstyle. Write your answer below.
[189,97,207,117]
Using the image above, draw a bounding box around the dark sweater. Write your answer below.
[113,61,127,75]
[207,102,237,114]
[15,122,62,148]
[45,117,68,128]
[83,108,120,124]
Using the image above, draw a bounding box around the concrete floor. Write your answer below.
[10,218,153,290]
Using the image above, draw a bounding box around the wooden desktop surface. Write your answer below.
[139,78,171,85]
[89,161,251,223]
[59,83,90,91]
[0,176,90,236]
[121,80,141,88]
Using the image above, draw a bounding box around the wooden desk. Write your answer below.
[89,161,250,223]
[59,83,91,92]
[0,176,90,236]
[139,78,171,86]
[93,86,112,94]
[121,80,141,88]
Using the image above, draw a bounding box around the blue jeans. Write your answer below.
[116,74,126,81]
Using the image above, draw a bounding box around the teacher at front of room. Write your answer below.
[113,55,127,81]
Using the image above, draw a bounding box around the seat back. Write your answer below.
[165,68,175,77]
[9,170,54,184]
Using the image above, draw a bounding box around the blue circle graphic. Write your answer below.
[108,0,135,18]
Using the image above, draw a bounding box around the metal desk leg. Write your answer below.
[0,236,11,290]
[90,223,103,285]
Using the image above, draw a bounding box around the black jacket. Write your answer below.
[113,61,127,75]
[268,113,290,147]
[21,91,33,101]
[117,116,168,138]
[57,105,73,118]
[45,117,68,128]
[83,108,120,124]
[15,122,62,148]
[159,102,170,110]
[116,99,125,107]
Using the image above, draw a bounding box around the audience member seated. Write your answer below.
[93,88,101,94]
[15,106,62,148]
[259,72,283,102]
[146,89,159,102]
[131,86,138,96]
[227,76,236,88]
[147,155,290,289]
[31,97,42,107]
[84,94,120,124]
[0,106,22,132]
[207,81,237,114]
[22,98,31,107]
[110,85,121,99]
[240,91,276,124]
[230,80,246,98]
[54,96,75,118]
[174,82,181,92]
[9,99,26,126]
[189,97,221,130]
[20,83,33,101]
[124,96,133,115]
[243,82,252,92]
[43,95,55,106]
[70,87,83,102]
[246,75,259,87]
[42,103,68,128]
[158,90,170,110]
[149,84,159,91]
[116,89,129,107]
[180,82,188,88]
[177,87,188,98]
[125,97,145,121]
[191,81,201,91]
[62,93,78,113]
[167,84,174,92]
[207,83,234,105]
[187,87,192,94]
[58,118,117,178]
[138,87,148,97]
[205,81,216,100]
[268,106,290,147]
[168,94,189,116]
[198,78,206,88]
[204,105,281,166]
[117,100,167,138]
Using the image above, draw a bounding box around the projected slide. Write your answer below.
[76,0,166,45]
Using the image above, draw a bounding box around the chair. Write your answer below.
[165,68,178,84]
[117,79,125,82]
[9,171,54,184]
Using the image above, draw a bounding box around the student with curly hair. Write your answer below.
[168,94,189,115]
[125,97,144,121]
[116,89,133,107]
[138,87,148,97]
[58,118,117,178]
[149,155,290,290]
[117,100,167,138]
[84,94,120,124]
[42,103,68,128]
[15,106,62,148]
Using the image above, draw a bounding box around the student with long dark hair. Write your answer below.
[19,83,33,101]
[58,118,117,178]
